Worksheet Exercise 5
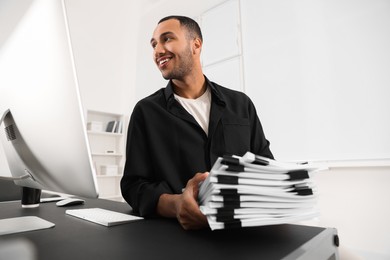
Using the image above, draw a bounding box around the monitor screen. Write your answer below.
[0,0,99,202]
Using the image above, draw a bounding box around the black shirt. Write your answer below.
[120,78,273,216]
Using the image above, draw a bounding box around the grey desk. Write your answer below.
[0,179,21,202]
[0,199,339,260]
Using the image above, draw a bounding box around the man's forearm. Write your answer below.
[157,193,181,218]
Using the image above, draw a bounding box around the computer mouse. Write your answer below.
[56,198,85,207]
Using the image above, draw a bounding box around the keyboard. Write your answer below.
[65,208,143,227]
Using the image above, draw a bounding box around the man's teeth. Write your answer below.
[159,58,170,65]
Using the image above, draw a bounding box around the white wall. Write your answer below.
[306,166,390,259]
[65,0,138,117]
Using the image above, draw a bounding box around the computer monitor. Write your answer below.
[0,0,99,207]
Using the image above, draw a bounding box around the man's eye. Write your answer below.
[164,37,171,42]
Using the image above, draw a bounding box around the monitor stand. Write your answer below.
[0,109,32,183]
[0,110,55,234]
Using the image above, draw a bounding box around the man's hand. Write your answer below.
[176,172,208,230]
[157,172,209,230]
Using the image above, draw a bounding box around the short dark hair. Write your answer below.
[158,15,203,42]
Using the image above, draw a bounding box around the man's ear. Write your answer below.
[192,38,202,55]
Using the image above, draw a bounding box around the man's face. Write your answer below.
[150,19,194,80]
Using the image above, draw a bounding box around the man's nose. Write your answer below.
[154,42,165,57]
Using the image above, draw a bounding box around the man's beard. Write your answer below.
[162,46,193,80]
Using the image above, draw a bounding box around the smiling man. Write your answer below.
[121,16,273,230]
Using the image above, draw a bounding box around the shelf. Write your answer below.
[92,153,123,157]
[97,174,122,178]
[87,109,126,203]
[87,131,123,137]
[87,109,122,118]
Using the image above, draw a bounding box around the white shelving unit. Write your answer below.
[86,110,126,202]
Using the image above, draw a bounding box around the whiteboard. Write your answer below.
[203,57,243,92]
[240,0,390,161]
[201,0,390,161]
[201,0,240,66]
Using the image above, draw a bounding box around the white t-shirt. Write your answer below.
[174,87,211,135]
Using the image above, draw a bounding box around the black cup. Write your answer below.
[21,187,41,208]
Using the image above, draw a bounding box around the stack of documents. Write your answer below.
[198,152,323,230]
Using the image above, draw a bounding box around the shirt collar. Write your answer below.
[164,76,226,106]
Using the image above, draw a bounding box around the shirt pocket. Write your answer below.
[221,117,251,156]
